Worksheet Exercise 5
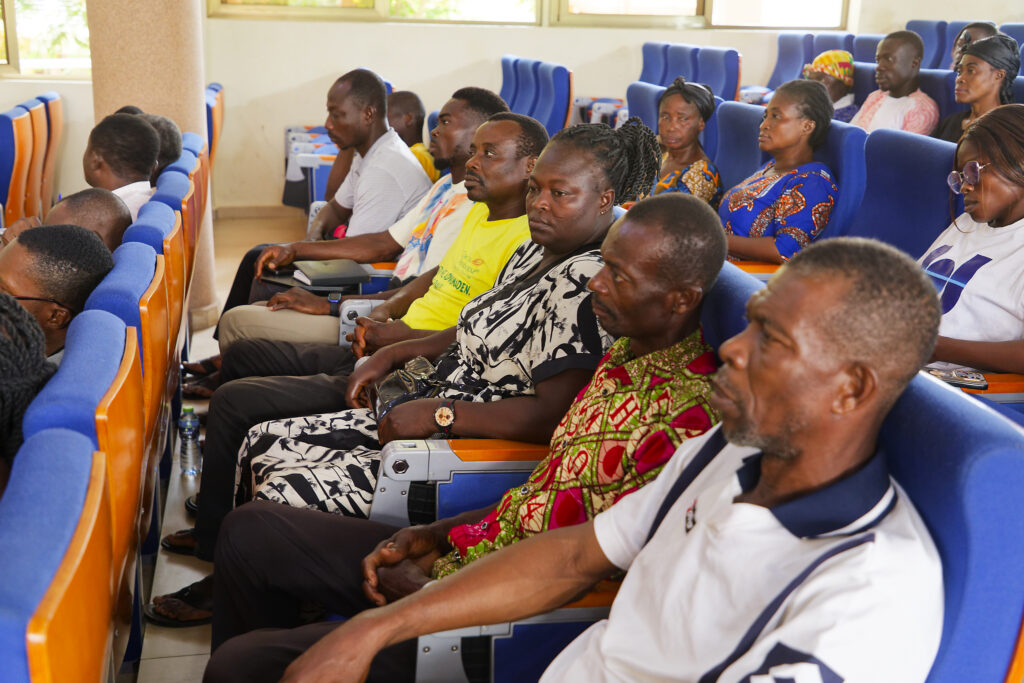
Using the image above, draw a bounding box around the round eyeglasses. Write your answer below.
[947,160,989,194]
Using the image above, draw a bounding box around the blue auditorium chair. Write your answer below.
[701,95,725,166]
[853,33,884,62]
[533,62,572,136]
[499,55,519,105]
[427,109,438,134]
[1002,23,1024,50]
[1020,44,1024,77]
[907,20,948,69]
[812,119,867,237]
[0,429,112,683]
[163,148,199,179]
[510,58,540,116]
[1015,76,1024,104]
[664,43,699,84]
[151,170,198,279]
[712,101,766,193]
[15,98,47,220]
[639,41,669,85]
[740,32,813,105]
[0,107,32,226]
[697,46,741,101]
[944,21,971,67]
[181,130,204,157]
[123,201,186,351]
[812,31,854,56]
[845,129,960,258]
[35,91,62,213]
[852,60,877,105]
[918,68,964,123]
[624,81,662,132]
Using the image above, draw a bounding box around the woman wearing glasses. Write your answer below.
[920,104,1024,373]
[933,34,1019,144]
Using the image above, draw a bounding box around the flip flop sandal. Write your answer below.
[184,494,199,517]
[161,527,199,556]
[181,356,220,379]
[143,586,212,628]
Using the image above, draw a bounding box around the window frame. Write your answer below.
[549,0,705,29]
[207,0,543,26]
[0,0,20,75]
[704,0,849,31]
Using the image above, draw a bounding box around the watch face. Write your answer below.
[328,292,342,302]
[434,405,455,428]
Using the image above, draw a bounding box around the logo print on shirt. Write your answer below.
[685,499,697,532]
[920,245,992,314]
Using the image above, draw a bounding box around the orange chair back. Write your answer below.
[139,254,170,437]
[26,451,115,683]
[39,95,63,213]
[210,90,224,166]
[162,214,187,349]
[19,100,47,219]
[4,109,32,226]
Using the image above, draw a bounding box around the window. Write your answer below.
[708,0,845,29]
[0,0,13,72]
[0,0,91,78]
[210,0,538,24]
[566,0,698,17]
[553,0,703,28]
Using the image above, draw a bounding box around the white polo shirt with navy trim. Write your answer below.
[541,426,944,683]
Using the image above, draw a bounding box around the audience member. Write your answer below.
[949,21,999,68]
[0,293,56,498]
[183,109,537,398]
[387,90,439,182]
[305,69,433,241]
[851,30,939,135]
[204,237,945,683]
[140,113,183,183]
[933,34,1019,143]
[44,189,133,251]
[652,78,722,205]
[203,192,728,665]
[803,49,859,122]
[921,104,1024,374]
[0,226,113,363]
[83,113,160,220]
[114,104,144,115]
[719,79,838,264]
[146,119,659,627]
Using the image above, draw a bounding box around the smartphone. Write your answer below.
[927,368,989,390]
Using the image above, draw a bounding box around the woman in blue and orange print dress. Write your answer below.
[719,79,839,264]
[653,78,723,207]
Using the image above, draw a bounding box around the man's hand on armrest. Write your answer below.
[281,521,616,683]
[307,200,352,241]
[266,287,330,316]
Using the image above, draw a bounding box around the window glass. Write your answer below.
[0,0,9,65]
[221,0,374,7]
[710,0,843,28]
[13,0,90,77]
[389,0,535,22]
[567,0,698,16]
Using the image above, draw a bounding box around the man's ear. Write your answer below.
[832,362,878,415]
[671,284,703,316]
[43,303,72,331]
[524,155,537,175]
[86,148,104,172]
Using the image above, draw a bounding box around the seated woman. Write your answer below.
[0,293,56,497]
[933,34,1019,144]
[920,104,1024,374]
[652,78,722,206]
[803,49,858,123]
[718,79,838,265]
[146,119,661,626]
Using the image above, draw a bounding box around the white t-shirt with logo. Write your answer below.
[541,427,944,683]
[919,212,1024,346]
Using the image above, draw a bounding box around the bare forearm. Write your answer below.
[379,268,438,319]
[933,336,1024,374]
[451,397,565,443]
[351,522,613,650]
[292,232,402,264]
[309,200,346,240]
[380,327,458,365]
[427,504,498,547]
[727,235,784,264]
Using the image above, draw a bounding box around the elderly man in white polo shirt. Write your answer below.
[206,237,946,683]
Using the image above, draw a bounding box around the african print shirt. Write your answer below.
[719,160,838,261]
[432,330,719,578]
[433,241,613,403]
[653,158,724,208]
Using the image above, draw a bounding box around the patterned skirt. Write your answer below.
[234,407,382,518]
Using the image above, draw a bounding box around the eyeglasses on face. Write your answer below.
[11,295,76,313]
[947,160,990,194]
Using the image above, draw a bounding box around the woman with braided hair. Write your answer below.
[652,78,723,206]
[933,34,1020,144]
[0,292,56,495]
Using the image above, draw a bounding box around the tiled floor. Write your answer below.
[135,211,305,682]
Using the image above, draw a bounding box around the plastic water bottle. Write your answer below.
[178,406,201,477]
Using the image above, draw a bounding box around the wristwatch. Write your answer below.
[434,399,456,438]
[327,292,343,317]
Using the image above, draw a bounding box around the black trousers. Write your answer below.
[214,244,266,340]
[203,501,415,683]
[192,338,357,559]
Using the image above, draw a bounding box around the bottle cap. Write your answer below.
[182,406,194,414]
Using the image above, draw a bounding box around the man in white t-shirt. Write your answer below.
[851,31,939,135]
[201,238,946,683]
[82,113,160,221]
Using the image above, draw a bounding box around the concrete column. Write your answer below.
[86,0,219,329]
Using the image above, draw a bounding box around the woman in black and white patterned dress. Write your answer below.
[236,118,662,517]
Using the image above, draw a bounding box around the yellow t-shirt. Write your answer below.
[401,202,531,330]
[409,142,441,183]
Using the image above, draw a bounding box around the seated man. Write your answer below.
[3,188,132,252]
[387,90,440,183]
[803,49,859,122]
[949,21,998,68]
[205,237,945,683]
[82,112,160,220]
[851,30,939,135]
[0,292,57,498]
[140,113,183,183]
[0,225,113,364]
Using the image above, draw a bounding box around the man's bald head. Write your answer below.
[386,91,426,146]
[44,189,132,251]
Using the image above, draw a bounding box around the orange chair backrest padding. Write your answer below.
[26,451,114,683]
[19,100,47,219]
[139,254,170,439]
[39,95,63,213]
[4,109,33,226]
[962,373,1024,396]
[162,215,187,350]
[94,328,145,583]
[210,90,224,167]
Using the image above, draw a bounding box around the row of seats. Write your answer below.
[0,92,63,226]
[0,119,215,681]
[365,261,1024,682]
[497,55,573,136]
[636,41,741,101]
[908,20,1024,71]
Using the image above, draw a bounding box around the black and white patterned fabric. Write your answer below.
[235,240,614,516]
